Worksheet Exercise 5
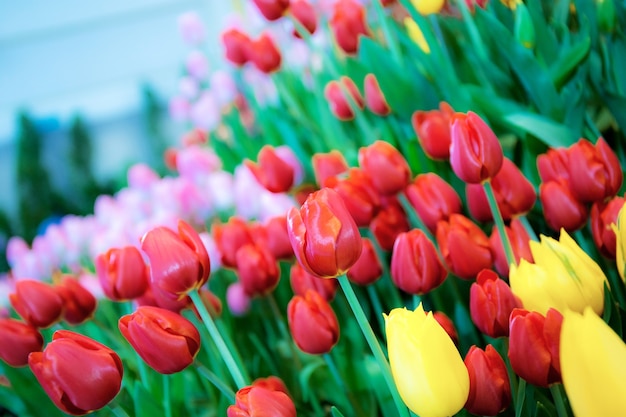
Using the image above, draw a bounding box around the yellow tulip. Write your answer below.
[403,18,431,54]
[410,0,445,15]
[509,229,607,316]
[384,304,469,417]
[612,201,626,281]
[500,0,522,9]
[561,307,626,416]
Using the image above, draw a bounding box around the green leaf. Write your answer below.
[0,363,65,417]
[502,113,578,148]
[298,359,326,402]
[133,382,163,417]
[549,34,591,89]
[331,406,347,417]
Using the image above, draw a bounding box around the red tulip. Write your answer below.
[489,219,533,277]
[136,280,192,313]
[411,102,455,160]
[29,330,123,415]
[466,157,536,222]
[0,318,43,367]
[96,246,149,301]
[288,290,340,354]
[251,216,294,260]
[189,288,223,320]
[252,0,290,21]
[141,220,210,300]
[236,243,280,297]
[347,238,383,285]
[227,385,296,417]
[119,306,200,374]
[56,276,97,325]
[312,150,349,187]
[324,168,381,226]
[433,311,459,346]
[358,140,411,196]
[221,28,252,66]
[537,147,570,184]
[436,214,493,280]
[539,180,588,232]
[287,188,362,278]
[329,0,370,54]
[251,376,290,397]
[450,112,503,184]
[391,230,447,294]
[470,269,522,337]
[290,263,338,301]
[213,217,255,268]
[591,196,625,258]
[568,137,622,203]
[290,0,317,37]
[369,196,410,251]
[245,145,295,193]
[405,172,462,233]
[10,279,64,328]
[324,76,364,121]
[249,32,282,74]
[364,74,391,116]
[508,308,562,387]
[464,345,511,416]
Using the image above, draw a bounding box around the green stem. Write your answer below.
[162,374,172,417]
[189,290,249,389]
[324,353,366,417]
[550,384,569,417]
[195,362,236,402]
[518,215,539,241]
[367,285,387,335]
[515,378,527,417]
[108,404,131,417]
[267,294,303,370]
[371,0,403,66]
[456,0,489,62]
[398,192,435,242]
[337,275,410,417]
[483,180,516,267]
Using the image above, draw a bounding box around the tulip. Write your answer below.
[0,318,43,367]
[290,0,317,38]
[384,304,469,417]
[537,147,570,183]
[466,157,536,222]
[10,279,64,328]
[324,76,364,121]
[119,306,201,374]
[391,230,447,294]
[312,150,349,187]
[245,145,295,193]
[56,276,97,325]
[324,168,381,226]
[252,0,290,21]
[369,197,410,251]
[539,180,588,232]
[560,307,626,416]
[613,201,626,281]
[251,216,294,260]
[433,311,459,346]
[136,280,192,313]
[489,218,533,276]
[227,385,296,417]
[436,214,493,280]
[290,263,338,301]
[508,308,562,387]
[235,243,280,297]
[249,32,282,74]
[358,140,411,196]
[288,290,340,354]
[404,172,462,233]
[189,288,223,320]
[404,18,430,53]
[411,102,455,160]
[29,330,123,415]
[141,220,211,301]
[287,188,362,278]
[214,217,256,269]
[364,74,391,116]
[96,246,149,301]
[449,112,503,184]
[470,269,521,337]
[464,345,511,416]
[347,238,383,285]
[251,376,290,397]
[509,229,608,316]
[329,0,370,55]
[591,196,624,259]
[221,28,252,66]
[567,137,622,203]
[410,0,446,15]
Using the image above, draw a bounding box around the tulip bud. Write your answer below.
[433,311,459,346]
[364,74,391,116]
[613,201,626,282]
[560,307,626,416]
[251,376,290,397]
[329,0,370,54]
[358,141,411,196]
[141,220,210,301]
[370,197,410,251]
[514,2,535,48]
[236,243,280,297]
[0,318,43,367]
[405,172,462,233]
[450,112,503,184]
[245,145,295,193]
[10,279,64,328]
[288,290,340,354]
[436,214,493,280]
[410,0,445,15]
[404,18,430,53]
[324,77,364,121]
[411,102,455,160]
[290,263,338,301]
[464,345,511,416]
[385,304,469,417]
[119,306,200,374]
[591,196,623,259]
[221,28,252,66]
[508,308,562,387]
[252,0,290,21]
[324,168,381,227]
[540,180,588,232]
[96,246,149,301]
[249,32,282,74]
[312,151,349,187]
[56,276,97,325]
[213,217,255,268]
[347,238,383,285]
[227,385,296,417]
[391,230,446,294]
[136,281,192,313]
[29,330,123,415]
[509,229,608,316]
[290,0,317,38]
[538,147,571,183]
[251,216,294,260]
[287,188,362,278]
[470,269,521,338]
[489,218,533,276]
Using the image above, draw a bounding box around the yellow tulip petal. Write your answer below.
[403,18,431,54]
[410,0,445,15]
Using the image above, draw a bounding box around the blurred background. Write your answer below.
[0,0,236,270]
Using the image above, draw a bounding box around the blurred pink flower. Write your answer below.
[243,67,278,107]
[6,236,29,267]
[199,232,222,273]
[210,70,237,106]
[169,96,190,121]
[176,145,222,180]
[205,171,235,211]
[178,11,205,45]
[274,146,304,186]
[227,281,251,316]
[128,164,160,190]
[78,271,105,299]
[190,92,221,131]
[179,76,200,99]
[186,50,209,80]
